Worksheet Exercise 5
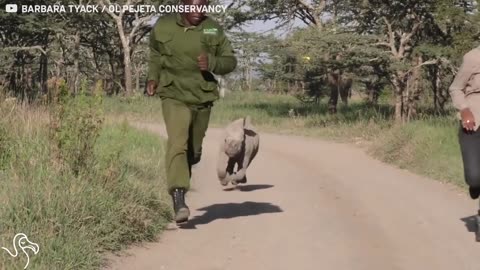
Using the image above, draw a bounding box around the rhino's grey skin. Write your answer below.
[217,116,259,186]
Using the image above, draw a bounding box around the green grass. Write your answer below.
[104,90,466,190]
[368,119,465,187]
[103,93,164,122]
[0,104,172,270]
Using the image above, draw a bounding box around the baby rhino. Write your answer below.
[217,116,259,186]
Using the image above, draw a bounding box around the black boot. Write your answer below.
[470,187,480,200]
[171,188,190,223]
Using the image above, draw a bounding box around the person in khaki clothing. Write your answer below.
[146,0,237,223]
[449,45,480,200]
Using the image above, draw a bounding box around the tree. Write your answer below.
[247,0,365,112]
[228,32,274,91]
[97,0,163,95]
[271,27,390,106]
[350,0,479,122]
[413,0,480,113]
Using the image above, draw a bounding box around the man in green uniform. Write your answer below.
[146,0,237,223]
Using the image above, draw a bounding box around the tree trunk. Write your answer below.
[328,73,339,114]
[406,56,423,121]
[394,77,406,124]
[326,53,350,113]
[313,0,326,30]
[73,31,81,94]
[135,65,140,93]
[392,73,405,123]
[431,65,438,112]
[107,52,119,95]
[39,51,48,95]
[247,65,252,91]
[339,77,352,106]
[438,82,448,113]
[25,66,33,102]
[242,67,246,90]
[437,66,448,113]
[366,81,381,106]
[123,47,133,95]
[394,90,403,123]
[327,72,341,113]
[115,17,133,95]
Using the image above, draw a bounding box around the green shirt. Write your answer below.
[148,13,237,105]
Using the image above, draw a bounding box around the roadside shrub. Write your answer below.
[49,80,104,176]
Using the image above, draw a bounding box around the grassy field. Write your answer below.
[104,90,466,190]
[0,98,172,270]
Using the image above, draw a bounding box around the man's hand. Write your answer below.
[197,53,208,71]
[146,80,158,96]
[461,108,476,131]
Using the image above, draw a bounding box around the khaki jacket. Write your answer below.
[148,13,237,105]
[449,46,480,130]
[449,47,480,110]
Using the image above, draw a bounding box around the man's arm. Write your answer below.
[207,28,237,75]
[147,28,163,83]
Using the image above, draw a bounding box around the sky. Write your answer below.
[240,19,305,38]
[148,12,301,38]
[147,0,307,37]
[242,20,279,34]
[217,0,306,37]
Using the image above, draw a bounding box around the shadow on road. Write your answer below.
[460,215,479,242]
[223,184,274,192]
[178,201,283,229]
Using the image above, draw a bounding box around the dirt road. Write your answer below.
[105,122,480,270]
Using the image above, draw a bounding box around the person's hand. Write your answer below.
[146,80,157,96]
[461,108,476,131]
[197,53,208,71]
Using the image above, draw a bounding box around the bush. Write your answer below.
[49,80,104,176]
[0,125,12,170]
[0,83,171,270]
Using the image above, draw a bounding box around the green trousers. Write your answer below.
[161,98,212,193]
